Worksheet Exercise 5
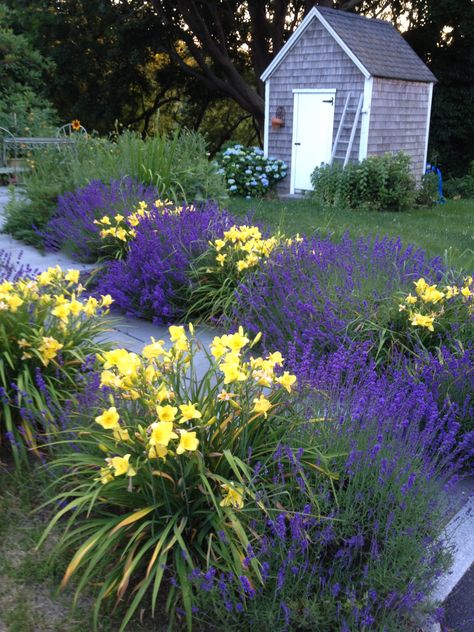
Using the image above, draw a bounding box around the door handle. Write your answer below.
[294,142,301,145]
[323,97,334,105]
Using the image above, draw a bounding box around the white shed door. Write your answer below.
[291,91,335,191]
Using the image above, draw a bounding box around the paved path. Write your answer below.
[0,186,473,630]
[0,186,215,377]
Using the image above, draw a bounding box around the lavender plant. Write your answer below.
[191,343,470,631]
[95,202,237,323]
[41,178,159,262]
[231,233,444,361]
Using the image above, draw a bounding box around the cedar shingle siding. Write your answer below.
[268,19,365,194]
[263,7,435,195]
[368,78,431,179]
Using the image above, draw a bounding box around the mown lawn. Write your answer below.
[226,197,474,270]
[0,470,166,632]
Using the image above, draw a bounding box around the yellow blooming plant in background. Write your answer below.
[93,199,197,261]
[351,273,473,364]
[391,275,474,354]
[40,324,327,631]
[398,276,473,332]
[187,224,285,322]
[0,266,113,466]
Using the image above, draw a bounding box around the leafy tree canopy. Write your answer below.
[0,5,57,134]
[3,0,474,173]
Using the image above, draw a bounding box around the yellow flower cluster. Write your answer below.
[211,328,296,394]
[94,325,297,511]
[94,200,197,250]
[0,266,113,366]
[398,276,473,332]
[152,199,195,217]
[94,213,137,243]
[211,225,279,273]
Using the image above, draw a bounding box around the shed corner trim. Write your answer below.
[358,76,373,161]
[263,78,270,157]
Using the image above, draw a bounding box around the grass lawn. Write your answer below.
[226,197,474,271]
[0,469,166,632]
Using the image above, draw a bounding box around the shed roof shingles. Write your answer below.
[317,7,436,83]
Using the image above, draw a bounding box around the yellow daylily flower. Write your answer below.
[113,427,130,442]
[148,444,168,459]
[225,327,250,353]
[176,430,199,454]
[276,371,297,393]
[155,383,174,404]
[96,466,114,485]
[143,338,167,360]
[65,269,80,284]
[149,421,178,447]
[219,483,244,509]
[107,454,136,477]
[410,312,435,332]
[179,402,202,422]
[5,294,23,312]
[51,302,71,323]
[156,405,178,423]
[169,325,186,342]
[38,336,63,366]
[252,394,272,418]
[83,296,99,316]
[95,407,120,430]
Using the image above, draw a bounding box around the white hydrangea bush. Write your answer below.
[216,145,287,197]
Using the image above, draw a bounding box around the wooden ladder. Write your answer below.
[330,92,364,167]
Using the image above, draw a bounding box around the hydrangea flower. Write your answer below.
[216,145,287,197]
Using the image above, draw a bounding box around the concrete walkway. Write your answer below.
[0,186,216,376]
[0,186,473,631]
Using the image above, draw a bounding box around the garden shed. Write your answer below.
[261,6,437,195]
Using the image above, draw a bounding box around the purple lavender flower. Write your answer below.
[41,178,159,262]
[95,202,236,323]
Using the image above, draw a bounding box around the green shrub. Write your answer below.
[444,161,474,199]
[311,152,416,212]
[416,171,440,207]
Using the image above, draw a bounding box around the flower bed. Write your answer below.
[1,184,473,631]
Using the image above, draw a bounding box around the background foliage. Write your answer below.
[2,0,473,175]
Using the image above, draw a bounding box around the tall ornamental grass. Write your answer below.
[0,265,113,467]
[38,326,329,631]
[3,129,226,245]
